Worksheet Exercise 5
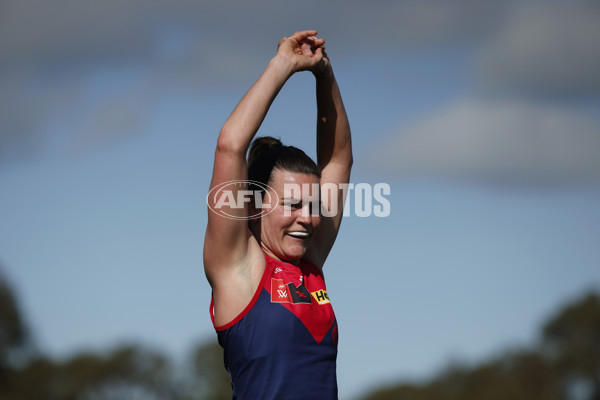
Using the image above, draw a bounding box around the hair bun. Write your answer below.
[248,136,283,165]
[247,136,320,195]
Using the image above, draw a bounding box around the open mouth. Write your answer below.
[287,231,310,239]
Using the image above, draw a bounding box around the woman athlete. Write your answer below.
[204,30,352,399]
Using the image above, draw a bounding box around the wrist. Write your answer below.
[270,53,297,79]
[313,64,334,81]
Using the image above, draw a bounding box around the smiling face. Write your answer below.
[256,169,321,264]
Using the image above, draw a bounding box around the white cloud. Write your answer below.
[0,0,522,76]
[365,98,600,185]
[0,0,519,165]
[476,1,600,95]
[2,0,599,169]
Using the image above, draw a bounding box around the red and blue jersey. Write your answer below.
[211,255,338,399]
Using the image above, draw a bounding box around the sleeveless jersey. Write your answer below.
[211,255,338,399]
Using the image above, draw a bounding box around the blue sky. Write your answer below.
[1,1,600,398]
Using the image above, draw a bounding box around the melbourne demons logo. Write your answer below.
[271,279,312,305]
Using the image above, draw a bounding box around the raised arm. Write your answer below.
[307,52,353,266]
[204,30,326,286]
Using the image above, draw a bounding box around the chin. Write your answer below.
[282,249,306,263]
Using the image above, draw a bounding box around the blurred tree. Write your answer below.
[178,340,232,400]
[67,345,176,400]
[2,356,62,400]
[361,291,600,400]
[542,293,600,400]
[363,352,561,400]
[0,268,231,400]
[8,260,595,400]
[1,344,176,400]
[0,269,32,369]
[0,267,35,399]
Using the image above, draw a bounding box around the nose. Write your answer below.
[297,203,312,224]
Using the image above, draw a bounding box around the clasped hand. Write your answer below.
[276,30,330,76]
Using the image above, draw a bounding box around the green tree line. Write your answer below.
[361,292,600,400]
[0,269,231,400]
[1,266,599,399]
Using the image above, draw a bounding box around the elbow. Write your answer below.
[344,152,354,174]
[216,127,247,156]
[344,137,354,169]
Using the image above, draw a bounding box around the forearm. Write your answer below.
[218,55,295,155]
[315,68,353,171]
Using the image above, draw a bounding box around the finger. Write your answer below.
[314,47,325,61]
[312,43,325,53]
[313,52,324,65]
[300,41,312,57]
[310,42,325,54]
[307,36,325,47]
[290,30,318,42]
[293,29,318,37]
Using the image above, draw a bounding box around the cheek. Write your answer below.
[266,209,292,230]
[312,215,321,228]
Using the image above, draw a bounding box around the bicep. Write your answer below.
[307,162,352,267]
[204,145,253,278]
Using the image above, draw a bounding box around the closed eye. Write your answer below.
[283,199,302,209]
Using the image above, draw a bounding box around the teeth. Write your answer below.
[288,231,309,238]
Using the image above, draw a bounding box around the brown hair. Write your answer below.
[248,136,320,194]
